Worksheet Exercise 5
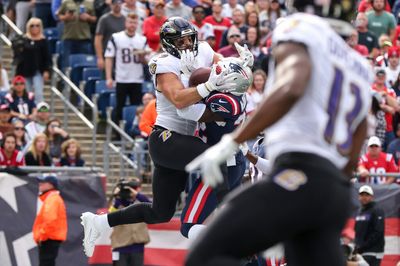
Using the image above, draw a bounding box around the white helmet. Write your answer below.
[216,57,253,96]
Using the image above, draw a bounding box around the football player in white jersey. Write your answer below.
[80,17,249,258]
[185,0,374,265]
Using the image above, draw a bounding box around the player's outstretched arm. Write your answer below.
[232,42,311,144]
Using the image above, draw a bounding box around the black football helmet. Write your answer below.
[159,17,199,59]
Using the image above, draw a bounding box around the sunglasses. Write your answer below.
[30,24,40,28]
[229,34,241,38]
[14,82,24,85]
[14,127,25,131]
[369,145,379,148]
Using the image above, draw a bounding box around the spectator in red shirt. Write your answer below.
[203,0,231,51]
[142,1,166,52]
[218,26,241,57]
[358,136,397,184]
[346,29,369,56]
[0,132,25,167]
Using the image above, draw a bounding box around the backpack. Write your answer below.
[11,35,28,65]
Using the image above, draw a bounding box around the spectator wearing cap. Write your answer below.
[25,101,51,144]
[95,0,125,70]
[142,1,166,52]
[0,132,25,167]
[121,0,147,34]
[219,8,247,48]
[375,35,392,67]
[191,5,214,42]
[367,0,396,40]
[33,174,67,266]
[217,26,241,57]
[372,68,399,148]
[354,185,385,266]
[203,0,231,51]
[5,76,36,122]
[25,133,52,166]
[0,104,13,137]
[358,136,397,184]
[165,0,192,21]
[384,46,400,87]
[356,13,379,57]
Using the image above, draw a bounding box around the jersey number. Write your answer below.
[121,48,141,64]
[324,67,363,155]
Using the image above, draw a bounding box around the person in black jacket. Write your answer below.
[354,185,385,266]
[25,133,52,166]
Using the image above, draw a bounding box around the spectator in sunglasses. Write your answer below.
[217,26,242,57]
[12,118,27,152]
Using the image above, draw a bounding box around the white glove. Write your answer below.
[180,49,197,77]
[239,142,249,156]
[234,42,254,68]
[186,134,239,187]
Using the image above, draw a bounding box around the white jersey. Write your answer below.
[192,22,215,41]
[105,30,148,83]
[148,42,215,135]
[266,13,373,169]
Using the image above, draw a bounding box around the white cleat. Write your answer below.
[81,212,100,257]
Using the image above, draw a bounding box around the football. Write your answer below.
[189,67,211,87]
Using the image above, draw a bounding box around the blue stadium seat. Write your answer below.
[95,80,115,118]
[122,105,138,133]
[55,40,64,67]
[43,27,59,39]
[81,67,102,99]
[69,54,97,86]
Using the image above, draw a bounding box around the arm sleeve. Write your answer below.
[255,157,271,174]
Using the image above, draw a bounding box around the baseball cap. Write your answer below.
[12,75,26,85]
[359,185,374,195]
[37,102,50,112]
[382,40,393,47]
[367,136,381,147]
[388,46,400,58]
[375,68,386,76]
[204,31,215,40]
[37,175,59,189]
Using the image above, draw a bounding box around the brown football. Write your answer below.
[189,67,211,87]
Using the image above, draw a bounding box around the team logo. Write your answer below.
[273,169,307,191]
[149,63,157,75]
[159,130,172,142]
[210,103,229,113]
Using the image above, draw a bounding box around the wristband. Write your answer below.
[196,83,211,98]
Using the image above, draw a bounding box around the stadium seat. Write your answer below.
[81,67,102,99]
[95,80,115,118]
[122,105,138,133]
[68,54,97,86]
[55,40,64,68]
[44,27,59,55]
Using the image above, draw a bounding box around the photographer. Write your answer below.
[109,178,150,266]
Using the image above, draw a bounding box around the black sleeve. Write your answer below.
[43,153,52,166]
[359,208,385,252]
[24,152,37,166]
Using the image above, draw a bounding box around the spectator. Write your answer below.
[387,122,400,163]
[384,46,400,87]
[204,32,216,50]
[220,8,247,48]
[358,136,397,184]
[5,75,36,122]
[60,138,85,166]
[0,132,25,167]
[376,36,392,66]
[368,93,387,147]
[95,0,125,70]
[25,101,51,143]
[105,13,149,122]
[139,98,156,138]
[191,5,214,41]
[165,0,192,20]
[0,61,10,94]
[203,0,231,50]
[354,185,385,266]
[34,0,56,28]
[217,26,241,57]
[347,30,369,56]
[142,0,166,52]
[25,133,52,166]
[121,0,147,34]
[245,10,259,29]
[14,17,51,103]
[109,178,150,266]
[246,69,266,115]
[12,118,27,151]
[58,0,97,69]
[33,175,67,266]
[0,104,14,137]
[245,26,264,68]
[221,0,244,18]
[367,0,396,40]
[44,118,70,165]
[15,0,33,31]
[355,12,379,56]
[358,0,391,13]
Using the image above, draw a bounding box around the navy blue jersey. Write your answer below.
[5,92,36,116]
[198,91,246,146]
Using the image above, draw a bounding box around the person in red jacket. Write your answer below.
[358,136,398,184]
[203,0,231,51]
[142,1,167,52]
[32,175,67,266]
[0,132,25,167]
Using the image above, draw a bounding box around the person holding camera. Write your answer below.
[109,178,151,266]
[44,118,70,165]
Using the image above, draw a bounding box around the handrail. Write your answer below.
[12,166,103,172]
[354,172,400,178]
[1,14,23,35]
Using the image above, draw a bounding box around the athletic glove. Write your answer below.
[197,61,237,97]
[234,42,254,68]
[186,134,239,187]
[239,141,249,156]
[180,49,197,77]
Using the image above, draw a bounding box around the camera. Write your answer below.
[117,179,140,201]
